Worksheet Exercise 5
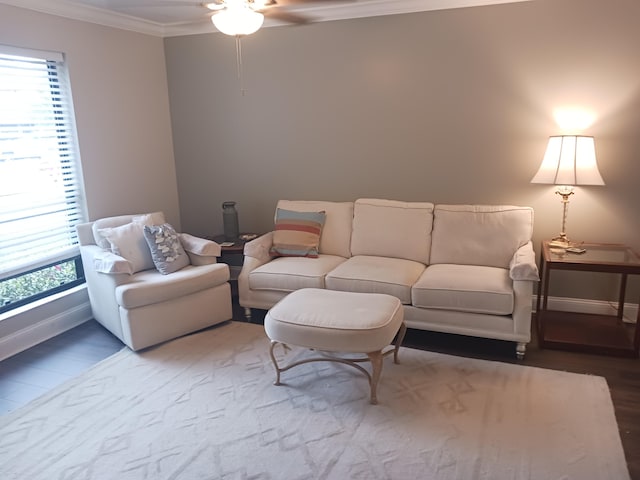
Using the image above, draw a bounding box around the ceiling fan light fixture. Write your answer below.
[212,5,264,36]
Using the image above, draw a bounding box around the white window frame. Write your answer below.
[0,44,87,311]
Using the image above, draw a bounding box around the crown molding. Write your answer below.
[0,0,166,36]
[0,0,532,38]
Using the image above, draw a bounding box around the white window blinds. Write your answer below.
[0,45,86,279]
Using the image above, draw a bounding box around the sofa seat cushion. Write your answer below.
[115,263,229,309]
[412,264,513,315]
[325,255,426,304]
[249,255,347,292]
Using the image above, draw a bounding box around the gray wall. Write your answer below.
[0,3,181,227]
[165,0,640,302]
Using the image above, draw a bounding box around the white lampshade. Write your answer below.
[531,135,605,186]
[212,6,264,36]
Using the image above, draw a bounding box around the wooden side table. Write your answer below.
[536,241,640,357]
[209,233,260,298]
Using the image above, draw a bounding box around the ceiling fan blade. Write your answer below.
[262,8,311,24]
[202,1,225,10]
[273,0,352,4]
[109,1,203,6]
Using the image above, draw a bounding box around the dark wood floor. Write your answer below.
[0,319,123,415]
[1,310,638,479]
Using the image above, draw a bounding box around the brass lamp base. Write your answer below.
[549,232,570,249]
[553,187,574,249]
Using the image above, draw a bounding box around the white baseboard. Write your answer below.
[0,286,93,362]
[534,295,638,324]
[0,290,635,362]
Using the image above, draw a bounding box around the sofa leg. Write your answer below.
[244,307,252,321]
[516,342,526,360]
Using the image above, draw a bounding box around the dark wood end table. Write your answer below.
[536,241,640,358]
[208,233,260,297]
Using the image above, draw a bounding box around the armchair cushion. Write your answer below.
[115,263,229,309]
[143,223,190,275]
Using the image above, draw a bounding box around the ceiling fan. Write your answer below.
[129,0,349,91]
[119,0,350,35]
[201,1,345,92]
[203,0,349,35]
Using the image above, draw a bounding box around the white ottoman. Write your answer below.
[264,288,406,404]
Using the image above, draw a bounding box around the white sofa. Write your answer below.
[77,212,233,351]
[238,199,539,358]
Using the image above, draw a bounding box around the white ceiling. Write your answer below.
[0,0,532,37]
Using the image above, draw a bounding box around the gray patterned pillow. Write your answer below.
[143,223,190,275]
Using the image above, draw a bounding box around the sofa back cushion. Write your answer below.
[276,200,354,258]
[350,198,434,264]
[430,205,534,268]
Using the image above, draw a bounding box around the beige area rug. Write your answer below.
[0,321,629,480]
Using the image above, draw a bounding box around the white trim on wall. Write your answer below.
[533,296,638,324]
[0,286,92,361]
[0,287,635,363]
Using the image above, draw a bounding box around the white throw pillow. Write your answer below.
[132,212,166,227]
[92,212,166,248]
[99,222,155,273]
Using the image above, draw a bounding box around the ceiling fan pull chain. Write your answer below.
[235,35,246,96]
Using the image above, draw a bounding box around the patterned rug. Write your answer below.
[0,321,629,479]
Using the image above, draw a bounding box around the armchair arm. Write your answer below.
[80,245,134,290]
[509,241,539,281]
[93,250,134,275]
[179,233,220,266]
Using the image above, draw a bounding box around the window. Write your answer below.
[0,45,86,313]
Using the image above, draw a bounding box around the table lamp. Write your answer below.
[531,135,605,248]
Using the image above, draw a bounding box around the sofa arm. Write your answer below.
[179,233,220,266]
[509,241,539,281]
[243,231,274,264]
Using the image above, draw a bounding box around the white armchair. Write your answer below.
[76,212,233,351]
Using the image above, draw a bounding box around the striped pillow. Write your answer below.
[270,208,326,258]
